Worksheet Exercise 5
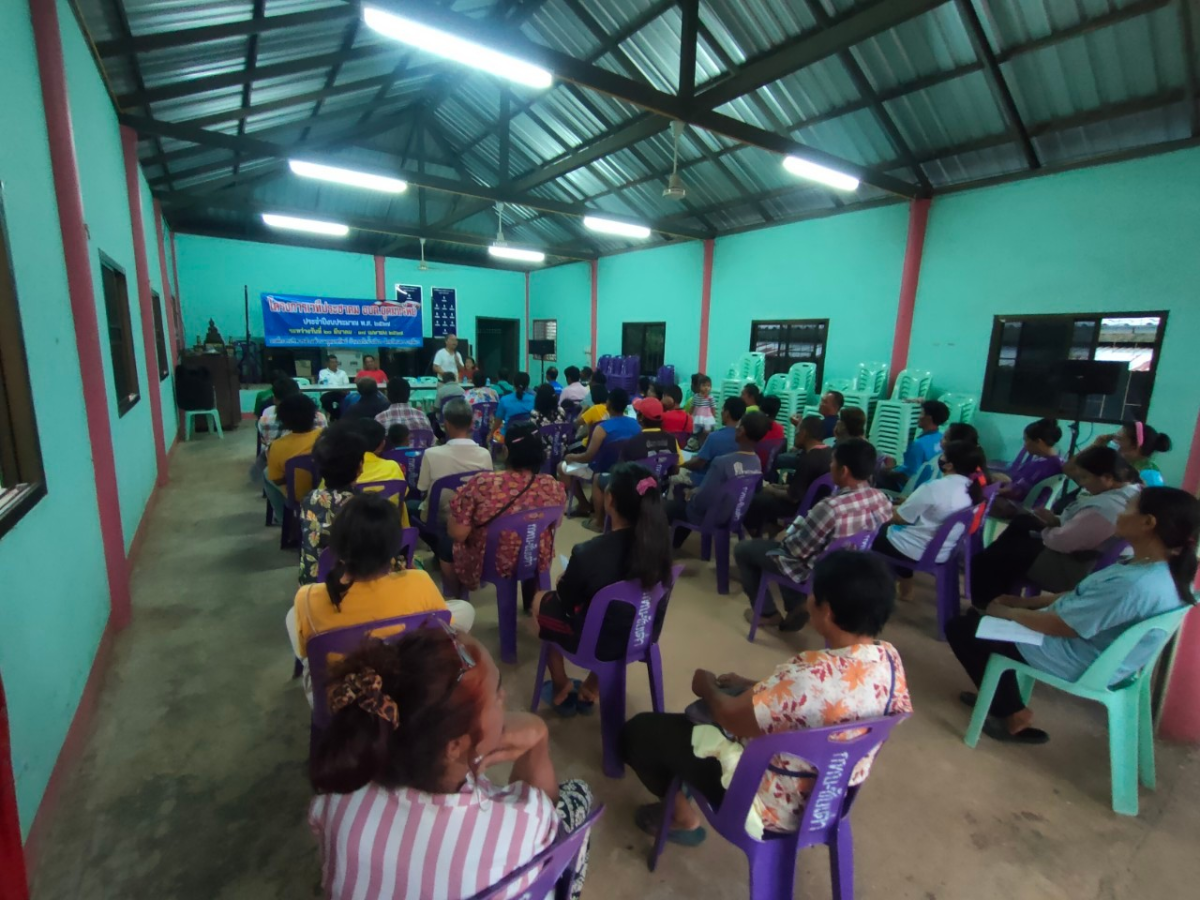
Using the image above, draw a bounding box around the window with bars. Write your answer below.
[0,193,46,537]
[750,319,829,383]
[981,312,1167,422]
[99,254,140,415]
[531,318,557,361]
[621,322,666,376]
[151,290,169,381]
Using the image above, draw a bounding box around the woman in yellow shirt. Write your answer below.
[288,494,475,665]
[576,381,610,448]
[265,393,323,521]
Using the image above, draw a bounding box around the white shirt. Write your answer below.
[559,382,588,405]
[433,348,463,375]
[416,439,492,519]
[888,473,972,563]
[317,367,350,387]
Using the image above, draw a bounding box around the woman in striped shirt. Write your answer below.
[309,628,592,900]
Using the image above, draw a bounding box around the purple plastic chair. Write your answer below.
[411,470,480,541]
[669,472,762,594]
[466,805,605,900]
[315,526,420,581]
[466,505,563,664]
[747,531,878,643]
[540,422,577,475]
[668,430,692,449]
[471,401,497,446]
[530,565,684,777]
[756,438,786,478]
[281,454,320,549]
[400,448,426,490]
[795,473,835,519]
[628,451,677,481]
[649,714,910,900]
[407,428,436,450]
[354,479,407,503]
[657,364,676,386]
[874,503,981,639]
[560,399,581,420]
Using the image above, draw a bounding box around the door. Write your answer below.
[476,318,520,379]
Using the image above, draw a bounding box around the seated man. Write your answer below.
[385,423,410,451]
[789,389,844,440]
[758,396,786,443]
[415,399,492,527]
[558,365,588,405]
[561,388,641,517]
[735,438,892,631]
[834,406,866,442]
[663,412,769,549]
[435,370,466,407]
[545,366,564,395]
[671,397,746,490]
[745,415,832,538]
[740,383,762,413]
[878,399,949,491]
[376,377,433,441]
[342,377,390,420]
[354,354,387,384]
[259,376,328,445]
[588,397,681,532]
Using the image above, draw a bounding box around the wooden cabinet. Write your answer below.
[181,352,240,430]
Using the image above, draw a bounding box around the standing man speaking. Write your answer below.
[432,333,464,380]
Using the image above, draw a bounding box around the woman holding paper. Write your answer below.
[946,487,1200,744]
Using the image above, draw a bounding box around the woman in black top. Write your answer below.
[533,463,675,715]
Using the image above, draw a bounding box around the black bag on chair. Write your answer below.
[174,364,215,411]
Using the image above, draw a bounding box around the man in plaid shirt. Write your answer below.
[735,439,893,631]
[375,378,434,437]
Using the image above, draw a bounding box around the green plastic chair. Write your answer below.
[963,605,1192,815]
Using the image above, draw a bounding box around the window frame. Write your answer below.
[0,190,47,539]
[531,318,557,362]
[98,252,141,416]
[980,310,1168,422]
[150,289,170,381]
[620,321,666,376]
[749,318,830,384]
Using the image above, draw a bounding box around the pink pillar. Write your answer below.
[589,259,598,365]
[698,239,714,373]
[1158,407,1200,742]
[524,271,531,371]
[29,0,131,627]
[888,198,931,390]
[374,255,385,301]
[121,126,168,487]
[0,674,28,900]
[152,201,179,370]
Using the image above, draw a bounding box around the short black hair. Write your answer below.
[638,375,651,393]
[922,400,951,426]
[314,423,367,490]
[662,384,683,405]
[741,384,762,404]
[580,366,593,380]
[799,415,826,442]
[327,354,339,362]
[504,420,546,472]
[354,417,386,450]
[386,424,410,448]
[811,550,896,637]
[272,376,299,400]
[442,398,473,432]
[276,393,318,433]
[723,396,746,422]
[607,387,629,411]
[839,407,866,438]
[387,378,411,403]
[740,411,771,442]
[759,395,781,418]
[441,371,457,384]
[472,370,487,388]
[564,366,581,384]
[1024,417,1062,446]
[546,366,559,381]
[825,390,845,410]
[357,377,379,396]
[833,438,877,480]
[363,354,376,363]
[945,423,978,446]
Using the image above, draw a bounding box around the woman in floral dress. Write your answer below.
[298,424,367,584]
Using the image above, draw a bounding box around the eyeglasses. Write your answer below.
[435,617,477,683]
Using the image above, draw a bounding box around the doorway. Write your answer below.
[475,318,520,380]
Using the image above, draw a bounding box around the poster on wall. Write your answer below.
[261,291,423,347]
[431,287,457,337]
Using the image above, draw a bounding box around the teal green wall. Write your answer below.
[529,262,592,371]
[138,169,178,447]
[911,147,1200,486]
[0,0,110,836]
[709,204,907,381]
[597,241,706,375]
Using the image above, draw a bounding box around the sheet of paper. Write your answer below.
[558,554,570,573]
[560,461,592,478]
[975,615,1045,646]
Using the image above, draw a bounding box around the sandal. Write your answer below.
[982,717,1049,745]
[541,681,577,718]
[573,680,596,716]
[634,803,706,847]
[959,691,978,708]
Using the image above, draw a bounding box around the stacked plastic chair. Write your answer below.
[892,368,933,401]
[656,365,675,386]
[939,392,977,424]
[786,361,817,395]
[855,361,889,425]
[869,398,922,464]
[764,373,805,446]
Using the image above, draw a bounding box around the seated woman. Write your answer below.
[872,440,987,600]
[1091,420,1172,487]
[531,382,570,437]
[351,418,409,526]
[493,371,535,439]
[309,629,593,900]
[299,423,367,585]
[441,421,566,601]
[620,551,910,843]
[970,447,1140,608]
[264,392,324,521]
[947,487,1199,743]
[574,379,609,447]
[288,494,474,671]
[988,418,1063,518]
[533,463,674,715]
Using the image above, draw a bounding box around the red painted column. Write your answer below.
[524,271,531,371]
[589,259,598,366]
[152,200,179,366]
[170,231,184,349]
[29,0,131,627]
[374,255,386,301]
[888,198,932,391]
[121,126,168,487]
[1158,407,1200,742]
[0,674,29,900]
[698,239,714,373]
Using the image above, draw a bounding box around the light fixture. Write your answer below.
[489,243,546,263]
[583,216,651,239]
[288,160,407,193]
[261,213,350,237]
[782,156,860,191]
[363,6,553,90]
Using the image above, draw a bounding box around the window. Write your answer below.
[531,318,557,361]
[621,322,666,376]
[750,319,829,383]
[151,290,169,381]
[981,312,1167,422]
[99,254,140,415]
[0,193,46,537]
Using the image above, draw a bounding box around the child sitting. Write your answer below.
[386,423,410,451]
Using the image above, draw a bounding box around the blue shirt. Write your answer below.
[1018,561,1183,684]
[693,426,739,485]
[548,380,564,395]
[896,429,942,476]
[688,451,762,522]
[592,416,641,472]
[497,391,534,434]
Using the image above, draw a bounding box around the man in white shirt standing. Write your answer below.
[415,399,491,523]
[317,354,350,387]
[432,333,464,379]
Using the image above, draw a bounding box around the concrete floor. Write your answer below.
[30,426,1200,900]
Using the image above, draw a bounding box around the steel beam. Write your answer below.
[679,0,699,102]
[95,6,355,56]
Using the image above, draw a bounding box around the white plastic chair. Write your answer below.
[183,409,223,440]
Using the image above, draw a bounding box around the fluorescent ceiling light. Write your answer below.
[363,6,553,90]
[289,160,407,193]
[489,243,545,264]
[782,156,860,192]
[583,216,652,239]
[262,214,350,237]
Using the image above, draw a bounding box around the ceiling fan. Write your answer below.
[663,119,687,200]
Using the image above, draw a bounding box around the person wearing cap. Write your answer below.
[585,397,681,532]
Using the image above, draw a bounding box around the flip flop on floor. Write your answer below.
[634,803,706,847]
[572,679,596,716]
[982,717,1050,745]
[540,681,577,718]
[959,691,978,708]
